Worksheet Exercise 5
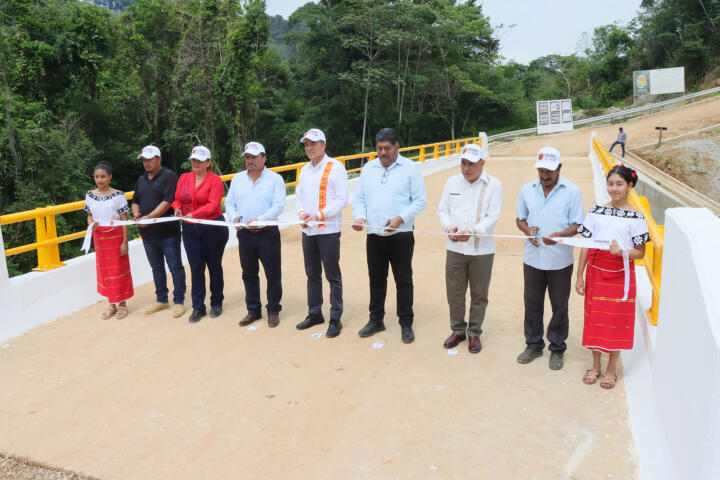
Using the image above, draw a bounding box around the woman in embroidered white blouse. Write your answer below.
[575,165,649,389]
[84,162,134,319]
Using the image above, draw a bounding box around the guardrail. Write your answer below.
[591,135,663,326]
[487,85,720,142]
[0,136,481,272]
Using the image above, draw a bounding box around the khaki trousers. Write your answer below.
[445,250,495,337]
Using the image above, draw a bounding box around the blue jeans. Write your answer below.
[182,219,229,313]
[609,141,625,157]
[142,235,186,304]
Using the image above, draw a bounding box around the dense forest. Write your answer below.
[1,0,719,275]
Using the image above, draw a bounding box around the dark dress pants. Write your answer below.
[142,234,186,304]
[366,232,414,326]
[237,227,282,316]
[523,263,573,352]
[181,218,229,313]
[301,232,342,321]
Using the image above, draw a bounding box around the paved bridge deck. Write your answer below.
[0,152,640,479]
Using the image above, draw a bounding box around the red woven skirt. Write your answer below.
[93,227,134,303]
[582,249,636,353]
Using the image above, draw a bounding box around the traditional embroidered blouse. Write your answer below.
[577,205,650,250]
[84,190,130,222]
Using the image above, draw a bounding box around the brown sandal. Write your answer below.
[102,305,117,320]
[116,306,129,319]
[583,369,601,385]
[600,373,617,389]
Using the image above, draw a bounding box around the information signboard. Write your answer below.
[633,67,685,97]
[537,99,573,134]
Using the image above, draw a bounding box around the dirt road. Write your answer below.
[0,154,638,479]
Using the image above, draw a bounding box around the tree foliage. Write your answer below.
[2,0,720,275]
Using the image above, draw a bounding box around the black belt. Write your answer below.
[247,226,273,234]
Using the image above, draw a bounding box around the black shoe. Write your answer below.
[358,320,386,338]
[188,310,205,324]
[210,306,222,318]
[401,325,415,344]
[549,351,564,370]
[517,347,543,364]
[296,312,325,330]
[326,319,342,338]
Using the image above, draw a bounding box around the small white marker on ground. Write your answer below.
[311,333,322,339]
[247,326,258,331]
[447,350,459,356]
[372,342,384,349]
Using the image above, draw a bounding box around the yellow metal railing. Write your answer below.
[592,135,663,325]
[1,136,482,271]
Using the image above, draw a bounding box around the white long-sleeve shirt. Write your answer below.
[295,154,349,236]
[437,169,503,255]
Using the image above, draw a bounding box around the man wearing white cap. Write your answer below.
[515,147,584,370]
[437,143,503,354]
[131,145,186,318]
[294,128,349,338]
[352,128,427,344]
[225,142,286,328]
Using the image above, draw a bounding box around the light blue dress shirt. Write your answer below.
[516,176,584,270]
[352,154,427,236]
[225,167,286,223]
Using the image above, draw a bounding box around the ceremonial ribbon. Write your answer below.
[81,217,611,254]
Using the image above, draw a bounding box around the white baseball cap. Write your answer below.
[300,128,326,144]
[243,142,265,156]
[535,147,561,171]
[460,144,484,163]
[189,145,211,162]
[137,145,161,160]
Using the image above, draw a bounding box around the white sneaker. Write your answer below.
[172,304,185,318]
[145,302,169,315]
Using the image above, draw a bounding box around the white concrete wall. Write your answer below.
[652,208,720,479]
[589,131,720,480]
[0,153,462,342]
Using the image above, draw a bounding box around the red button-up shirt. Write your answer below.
[172,171,225,220]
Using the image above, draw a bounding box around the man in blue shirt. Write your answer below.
[352,128,427,343]
[515,147,584,370]
[225,142,287,328]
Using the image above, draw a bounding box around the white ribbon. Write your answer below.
[621,249,630,301]
[81,216,611,254]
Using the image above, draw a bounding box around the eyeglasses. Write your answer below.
[381,169,390,184]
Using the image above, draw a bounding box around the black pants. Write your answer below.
[181,219,229,313]
[301,232,343,321]
[523,263,573,352]
[237,227,282,316]
[366,232,414,326]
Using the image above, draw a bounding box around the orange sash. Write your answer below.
[317,161,333,228]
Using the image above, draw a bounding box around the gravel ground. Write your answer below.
[635,128,720,202]
[0,455,99,480]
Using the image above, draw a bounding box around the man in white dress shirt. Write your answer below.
[294,128,349,338]
[437,143,503,353]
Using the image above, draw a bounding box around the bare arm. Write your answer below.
[610,240,646,260]
[575,248,588,295]
[516,218,540,247]
[543,223,581,245]
[120,213,129,256]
